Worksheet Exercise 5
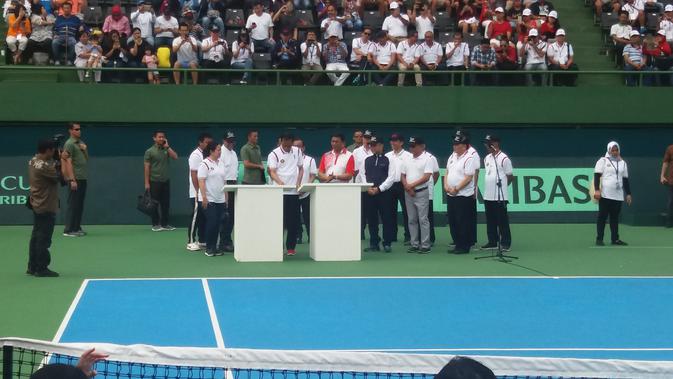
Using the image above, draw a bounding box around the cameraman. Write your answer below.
[201,25,229,83]
[61,122,88,237]
[301,31,322,85]
[481,135,513,251]
[27,139,61,277]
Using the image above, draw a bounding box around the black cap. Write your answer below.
[210,24,220,32]
[281,28,291,35]
[409,136,424,145]
[363,130,373,138]
[484,134,500,144]
[453,134,468,145]
[370,135,382,145]
[224,131,235,140]
[390,133,403,141]
[455,129,470,144]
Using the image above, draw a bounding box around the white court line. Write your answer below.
[202,279,233,379]
[85,275,673,281]
[53,279,90,343]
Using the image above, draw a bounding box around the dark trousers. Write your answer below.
[468,196,477,245]
[283,195,300,250]
[419,63,443,85]
[298,195,311,240]
[472,69,494,86]
[365,190,394,246]
[597,197,622,242]
[361,192,368,237]
[548,63,578,86]
[64,179,87,233]
[445,65,466,85]
[447,195,475,252]
[668,186,673,227]
[204,202,226,252]
[428,200,435,243]
[24,39,53,63]
[372,66,396,86]
[150,180,170,227]
[390,182,410,241]
[220,180,236,246]
[188,197,206,244]
[28,211,55,273]
[202,59,228,83]
[484,200,511,247]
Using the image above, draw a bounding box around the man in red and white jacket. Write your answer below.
[318,133,355,183]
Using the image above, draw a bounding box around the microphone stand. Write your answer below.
[476,148,517,262]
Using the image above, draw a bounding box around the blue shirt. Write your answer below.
[41,0,53,14]
[54,15,82,38]
[364,154,390,189]
[471,46,496,67]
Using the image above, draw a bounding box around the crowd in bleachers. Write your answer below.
[3,0,579,86]
[597,0,673,85]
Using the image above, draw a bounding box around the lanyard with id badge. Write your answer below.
[607,158,621,191]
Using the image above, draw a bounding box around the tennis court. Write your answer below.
[55,277,673,361]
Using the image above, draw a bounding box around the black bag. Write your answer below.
[137,190,158,216]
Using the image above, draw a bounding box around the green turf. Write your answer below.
[0,223,671,341]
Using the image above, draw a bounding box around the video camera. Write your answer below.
[52,133,67,186]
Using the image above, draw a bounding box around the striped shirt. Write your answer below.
[623,44,643,65]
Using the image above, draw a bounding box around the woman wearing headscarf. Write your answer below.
[593,141,632,246]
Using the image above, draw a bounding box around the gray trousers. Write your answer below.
[405,189,430,249]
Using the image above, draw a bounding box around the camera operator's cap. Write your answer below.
[409,136,424,146]
[389,1,399,9]
[483,134,500,144]
[666,4,673,12]
[629,30,640,37]
[389,133,404,141]
[224,131,236,140]
[548,10,558,18]
[210,24,220,32]
[453,134,468,145]
[555,28,565,36]
[522,8,532,16]
[363,130,373,138]
[658,29,667,36]
[528,28,538,37]
[494,6,504,13]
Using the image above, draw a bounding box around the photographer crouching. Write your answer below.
[27,139,63,277]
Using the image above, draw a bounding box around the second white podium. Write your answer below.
[299,183,371,261]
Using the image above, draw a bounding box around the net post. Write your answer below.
[2,345,13,379]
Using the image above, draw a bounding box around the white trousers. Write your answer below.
[326,63,350,86]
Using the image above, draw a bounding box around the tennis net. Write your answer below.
[2,338,672,379]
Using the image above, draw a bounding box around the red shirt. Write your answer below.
[643,39,672,57]
[517,20,538,42]
[490,20,512,39]
[538,21,558,39]
[319,148,355,182]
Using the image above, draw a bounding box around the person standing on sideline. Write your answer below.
[187,132,213,251]
[347,129,364,152]
[661,143,673,228]
[197,141,227,257]
[61,123,88,237]
[445,133,478,254]
[481,135,513,251]
[268,132,304,256]
[424,150,440,245]
[353,130,374,239]
[364,136,395,252]
[594,141,632,246]
[294,137,317,244]
[144,130,178,231]
[27,139,60,277]
[454,129,480,247]
[318,134,355,183]
[401,136,433,254]
[386,133,413,244]
[240,129,265,185]
[219,131,238,252]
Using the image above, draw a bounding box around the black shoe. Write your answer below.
[34,269,59,277]
[204,250,217,257]
[595,239,605,246]
[501,246,511,252]
[480,243,497,250]
[452,249,469,255]
[364,245,381,252]
[449,242,456,247]
[612,240,628,246]
[26,268,35,275]
[407,247,420,253]
[383,245,392,253]
[219,244,234,253]
[418,248,431,254]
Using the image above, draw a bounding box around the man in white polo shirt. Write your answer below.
[401,136,434,254]
[416,31,443,85]
[445,133,478,254]
[350,26,374,70]
[246,1,274,52]
[445,31,470,85]
[293,137,317,244]
[318,133,355,183]
[546,29,577,86]
[481,134,513,252]
[354,130,374,238]
[382,2,409,44]
[187,132,213,251]
[396,30,421,87]
[369,31,398,86]
[425,150,440,245]
[219,131,238,253]
[455,129,480,248]
[268,132,304,256]
[386,133,412,244]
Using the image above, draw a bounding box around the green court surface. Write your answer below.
[0,224,671,342]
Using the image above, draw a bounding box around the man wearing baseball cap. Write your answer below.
[382,1,410,43]
[643,29,672,85]
[401,136,433,254]
[547,29,578,86]
[530,0,555,17]
[482,135,513,251]
[364,136,396,252]
[130,0,156,46]
[187,133,213,251]
[219,131,238,252]
[444,134,478,254]
[322,32,350,85]
[661,5,673,44]
[521,28,547,86]
[486,7,511,42]
[386,133,413,244]
[354,130,374,238]
[622,30,652,86]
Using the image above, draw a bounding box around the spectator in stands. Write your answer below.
[611,11,632,67]
[410,4,435,40]
[127,27,151,80]
[320,5,345,40]
[595,0,621,20]
[180,0,199,13]
[342,0,363,31]
[246,1,275,52]
[396,30,421,87]
[301,30,323,85]
[623,30,652,86]
[52,2,82,65]
[382,2,409,43]
[530,0,553,17]
[323,32,350,85]
[538,10,559,41]
[272,1,299,39]
[350,25,373,69]
[593,141,632,246]
[457,0,478,34]
[521,28,547,86]
[293,0,311,11]
[182,9,205,40]
[272,28,299,69]
[103,5,132,38]
[348,130,363,152]
[144,130,178,232]
[643,30,672,86]
[172,22,199,84]
[199,0,225,36]
[660,5,673,44]
[3,0,30,23]
[416,30,443,85]
[318,133,355,183]
[622,0,644,31]
[369,30,397,86]
[5,2,30,64]
[231,31,254,84]
[154,10,179,47]
[53,0,83,17]
[486,7,511,43]
[445,31,470,85]
[201,25,228,83]
[25,2,54,64]
[470,37,496,85]
[507,0,524,25]
[547,29,577,86]
[495,35,518,85]
[197,141,227,256]
[75,32,103,82]
[102,30,128,81]
[130,0,156,46]
[516,8,536,53]
[142,45,160,84]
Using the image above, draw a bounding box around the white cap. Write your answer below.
[555,28,565,36]
[658,29,666,36]
[629,30,640,37]
[548,10,558,18]
[494,6,504,13]
[328,31,339,38]
[528,28,538,37]
[522,8,532,16]
[389,1,399,9]
[666,4,673,12]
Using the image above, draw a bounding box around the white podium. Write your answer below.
[223,185,290,262]
[299,183,371,261]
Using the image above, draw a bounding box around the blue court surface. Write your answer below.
[55,277,673,361]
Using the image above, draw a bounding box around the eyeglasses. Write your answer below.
[73,128,81,131]
[363,32,370,35]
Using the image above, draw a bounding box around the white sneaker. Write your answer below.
[161,225,176,231]
[186,242,201,251]
[151,226,162,232]
[198,242,207,249]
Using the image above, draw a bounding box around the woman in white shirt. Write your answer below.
[593,141,632,246]
[197,141,228,256]
[230,32,255,84]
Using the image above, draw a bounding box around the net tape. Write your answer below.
[2,338,673,379]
